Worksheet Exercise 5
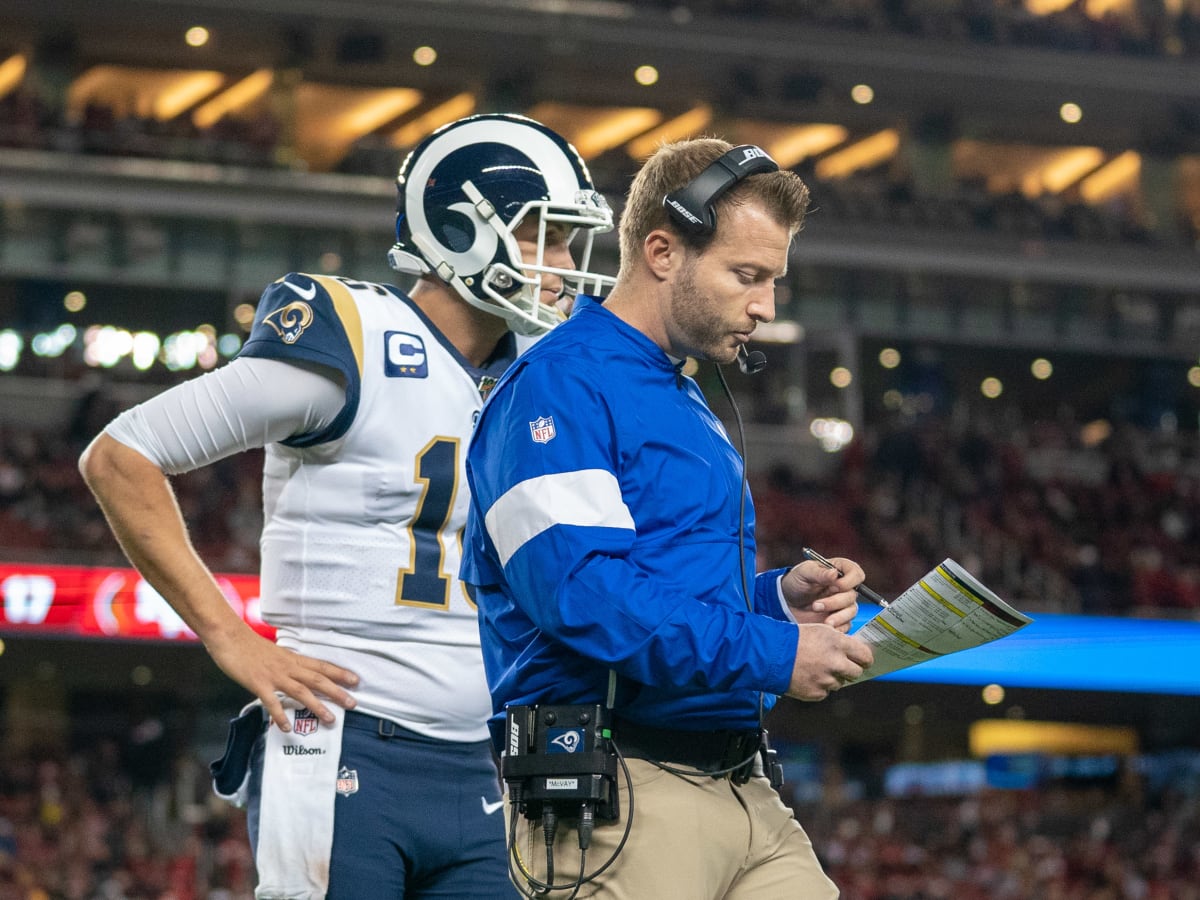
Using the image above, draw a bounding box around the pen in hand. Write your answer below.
[802,547,890,608]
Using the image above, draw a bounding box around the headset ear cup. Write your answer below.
[662,145,779,237]
[663,190,712,235]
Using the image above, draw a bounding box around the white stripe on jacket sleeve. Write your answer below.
[484,469,635,567]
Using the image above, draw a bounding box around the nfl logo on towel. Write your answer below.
[293,708,319,736]
[529,416,556,444]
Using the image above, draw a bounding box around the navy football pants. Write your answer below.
[248,712,516,899]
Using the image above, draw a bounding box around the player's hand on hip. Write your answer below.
[208,628,359,731]
[784,625,874,702]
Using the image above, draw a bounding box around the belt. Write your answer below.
[343,711,492,750]
[613,718,762,779]
[343,711,434,742]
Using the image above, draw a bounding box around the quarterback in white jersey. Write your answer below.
[80,114,613,900]
[248,272,504,741]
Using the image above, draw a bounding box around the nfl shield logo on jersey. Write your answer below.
[336,766,359,796]
[293,708,319,736]
[529,416,556,444]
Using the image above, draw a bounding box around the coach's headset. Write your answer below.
[662,143,777,375]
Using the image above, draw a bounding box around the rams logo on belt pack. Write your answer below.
[547,728,583,753]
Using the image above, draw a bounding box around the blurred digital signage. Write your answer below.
[853,607,1200,695]
[0,562,272,642]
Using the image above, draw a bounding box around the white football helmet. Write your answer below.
[388,113,615,335]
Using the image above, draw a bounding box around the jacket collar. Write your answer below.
[573,295,680,374]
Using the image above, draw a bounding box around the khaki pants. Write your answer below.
[508,758,838,899]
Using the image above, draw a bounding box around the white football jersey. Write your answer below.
[240,273,516,742]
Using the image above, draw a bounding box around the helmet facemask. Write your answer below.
[475,192,615,335]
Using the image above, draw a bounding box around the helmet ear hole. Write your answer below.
[439,218,475,254]
[388,113,616,335]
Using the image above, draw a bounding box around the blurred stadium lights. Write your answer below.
[339,90,425,134]
[67,65,225,121]
[570,108,664,159]
[192,69,273,129]
[0,5,1196,380]
[30,324,75,358]
[0,322,248,373]
[295,84,423,170]
[1026,0,1130,17]
[130,332,160,371]
[2,49,1193,248]
[970,720,1139,756]
[161,330,216,371]
[857,609,1200,696]
[153,72,225,121]
[814,129,900,179]
[1079,150,1141,202]
[525,101,663,159]
[751,320,804,343]
[0,330,22,371]
[184,26,210,48]
[626,106,714,158]
[809,416,854,452]
[1059,101,1084,123]
[764,124,849,169]
[389,93,476,148]
[0,53,26,97]
[633,64,658,87]
[850,83,874,105]
[1025,146,1105,195]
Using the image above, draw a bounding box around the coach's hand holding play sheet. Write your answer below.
[848,559,1032,683]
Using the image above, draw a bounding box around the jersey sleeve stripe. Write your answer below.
[312,275,365,380]
[484,469,635,567]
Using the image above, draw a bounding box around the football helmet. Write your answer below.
[388,113,615,335]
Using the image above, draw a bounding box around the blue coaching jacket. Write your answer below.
[461,296,801,742]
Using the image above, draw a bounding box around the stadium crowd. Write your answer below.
[0,744,254,900]
[799,776,1200,899]
[1,4,1197,899]
[648,0,1200,58]
[4,93,1193,252]
[1,379,1197,617]
[2,739,1197,898]
[3,50,1198,252]
[0,88,280,169]
[753,410,1200,616]
[0,370,263,575]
